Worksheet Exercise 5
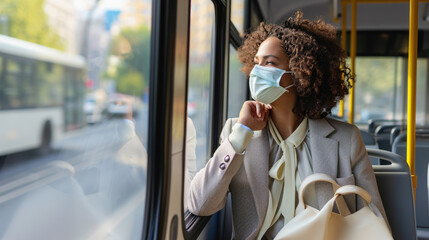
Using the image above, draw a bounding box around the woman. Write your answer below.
[187,12,388,239]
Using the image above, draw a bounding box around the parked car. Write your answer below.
[107,94,142,118]
[83,96,104,124]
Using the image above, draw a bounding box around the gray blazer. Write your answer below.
[187,117,388,240]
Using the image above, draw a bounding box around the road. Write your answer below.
[0,110,148,197]
[0,110,149,239]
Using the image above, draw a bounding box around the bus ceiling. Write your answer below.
[253,0,429,30]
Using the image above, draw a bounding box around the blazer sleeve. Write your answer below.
[187,118,245,216]
[350,125,390,228]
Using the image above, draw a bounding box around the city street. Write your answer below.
[0,105,149,203]
[0,107,149,239]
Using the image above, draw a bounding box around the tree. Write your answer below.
[108,26,151,96]
[116,70,144,96]
[0,0,64,50]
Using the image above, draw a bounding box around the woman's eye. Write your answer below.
[266,62,275,65]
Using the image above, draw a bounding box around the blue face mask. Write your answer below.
[249,64,295,104]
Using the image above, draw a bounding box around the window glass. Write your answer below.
[416,58,427,126]
[37,62,63,107]
[184,0,214,210]
[0,56,3,109]
[0,1,151,239]
[352,57,403,123]
[231,0,245,35]
[21,62,37,108]
[4,59,21,108]
[228,45,247,118]
[340,57,427,125]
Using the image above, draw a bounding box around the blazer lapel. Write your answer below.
[243,127,270,229]
[308,118,339,207]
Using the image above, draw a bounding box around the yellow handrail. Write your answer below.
[339,3,347,118]
[407,0,418,196]
[339,0,418,195]
[348,0,357,124]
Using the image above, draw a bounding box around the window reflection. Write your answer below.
[231,0,245,35]
[228,45,247,118]
[187,0,214,169]
[184,0,214,211]
[0,0,151,239]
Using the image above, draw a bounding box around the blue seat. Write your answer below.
[390,127,429,146]
[360,130,380,165]
[368,119,403,134]
[390,126,403,146]
[360,129,377,146]
[392,131,429,240]
[375,124,404,151]
[367,148,417,240]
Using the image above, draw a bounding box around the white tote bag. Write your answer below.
[274,173,392,240]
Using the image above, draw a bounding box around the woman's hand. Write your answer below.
[237,101,271,131]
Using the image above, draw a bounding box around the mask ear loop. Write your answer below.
[284,84,295,92]
[283,71,295,92]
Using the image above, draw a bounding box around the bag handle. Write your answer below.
[298,173,339,202]
[332,185,371,216]
[298,173,351,216]
[335,185,372,204]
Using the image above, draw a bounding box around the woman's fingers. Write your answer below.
[263,106,270,120]
[237,101,270,131]
[255,102,261,118]
[255,102,272,120]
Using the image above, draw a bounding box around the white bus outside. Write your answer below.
[0,35,86,156]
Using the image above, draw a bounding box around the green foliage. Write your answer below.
[116,70,144,96]
[189,62,211,88]
[108,26,150,96]
[0,0,64,50]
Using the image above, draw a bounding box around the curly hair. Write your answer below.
[238,11,353,119]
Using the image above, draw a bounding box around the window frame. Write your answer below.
[143,0,191,239]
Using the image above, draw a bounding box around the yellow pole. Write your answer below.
[340,3,348,118]
[408,0,418,195]
[349,0,356,124]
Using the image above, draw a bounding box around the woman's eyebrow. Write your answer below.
[254,54,280,60]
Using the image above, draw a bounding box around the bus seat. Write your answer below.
[375,124,402,151]
[368,119,385,134]
[367,148,417,240]
[220,193,233,239]
[390,127,429,146]
[392,132,429,239]
[424,163,429,240]
[368,119,403,134]
[390,126,403,146]
[360,130,380,165]
[360,129,377,145]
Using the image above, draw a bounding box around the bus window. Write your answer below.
[340,57,403,123]
[4,58,22,108]
[0,0,151,239]
[231,0,245,35]
[184,0,214,210]
[228,45,247,118]
[37,62,63,108]
[341,56,427,125]
[21,61,37,108]
[416,58,427,126]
